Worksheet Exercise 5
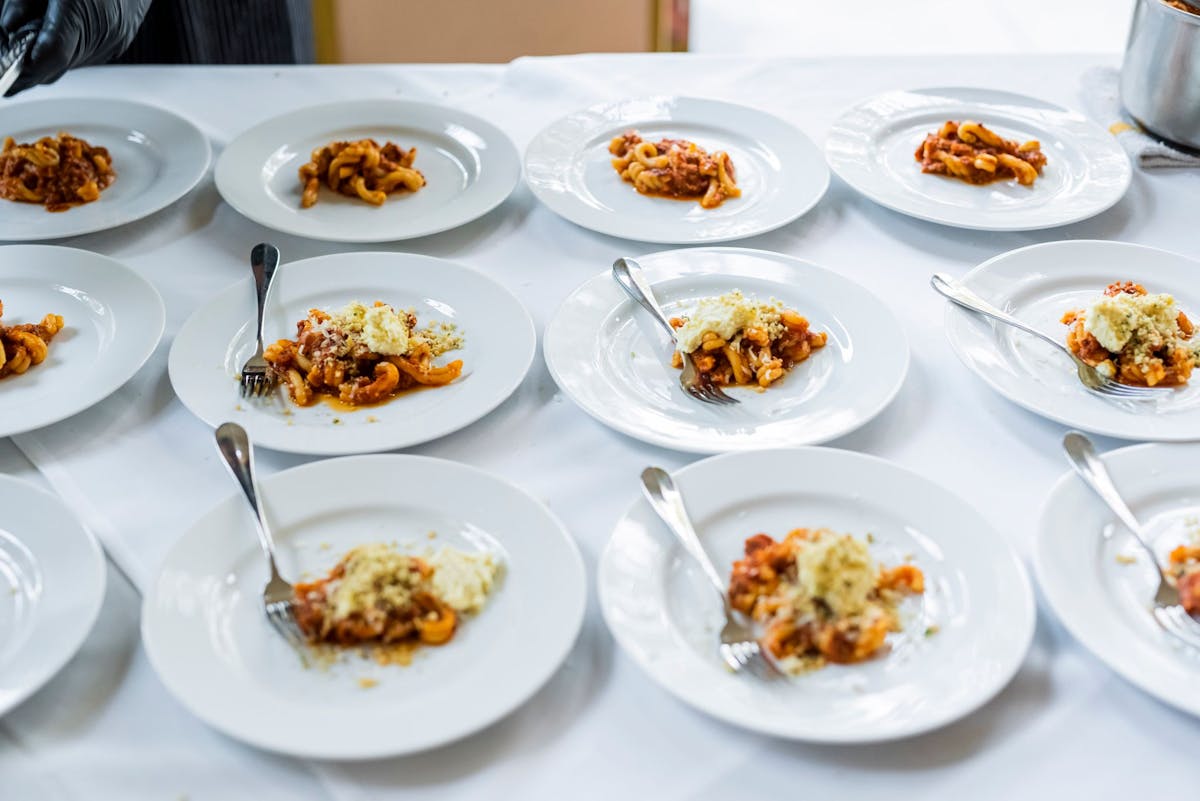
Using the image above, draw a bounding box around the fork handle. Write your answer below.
[640,467,732,608]
[1062,432,1164,570]
[214,422,287,582]
[930,273,1068,354]
[251,243,281,355]
[613,257,680,344]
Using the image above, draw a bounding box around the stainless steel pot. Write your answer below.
[1121,0,1200,150]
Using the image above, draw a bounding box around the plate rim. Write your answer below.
[140,452,588,759]
[167,250,537,456]
[824,86,1132,232]
[0,96,213,242]
[598,445,1037,743]
[523,95,831,244]
[542,245,911,454]
[0,473,106,717]
[942,238,1200,441]
[1033,441,1200,718]
[0,244,166,438]
[213,98,521,244]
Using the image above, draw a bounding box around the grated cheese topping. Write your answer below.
[673,290,785,354]
[327,543,421,621]
[783,530,877,618]
[317,301,463,358]
[324,542,499,622]
[1082,292,1187,365]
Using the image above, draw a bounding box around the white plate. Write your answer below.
[214,100,520,243]
[524,96,830,243]
[1036,442,1200,718]
[600,448,1035,743]
[543,247,908,453]
[169,251,535,455]
[0,474,105,717]
[944,240,1200,441]
[0,245,166,437]
[142,454,586,759]
[826,87,1131,231]
[0,98,211,241]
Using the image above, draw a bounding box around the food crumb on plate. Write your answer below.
[1115,553,1138,565]
[357,677,378,689]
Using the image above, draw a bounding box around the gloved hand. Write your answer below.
[0,0,152,95]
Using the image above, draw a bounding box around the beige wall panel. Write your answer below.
[326,0,655,63]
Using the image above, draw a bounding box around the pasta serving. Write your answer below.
[294,543,500,661]
[1061,281,1198,387]
[0,132,115,211]
[263,300,463,407]
[1167,543,1200,616]
[668,291,826,389]
[299,138,425,208]
[0,300,64,379]
[608,130,740,209]
[915,120,1047,186]
[728,528,925,673]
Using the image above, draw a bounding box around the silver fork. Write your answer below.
[1062,431,1200,651]
[931,273,1173,401]
[640,467,781,679]
[239,243,282,399]
[214,421,310,659]
[612,257,738,406]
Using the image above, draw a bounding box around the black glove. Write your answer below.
[0,0,152,95]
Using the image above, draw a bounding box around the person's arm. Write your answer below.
[0,0,152,95]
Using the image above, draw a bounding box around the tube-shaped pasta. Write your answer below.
[298,139,425,208]
[997,153,1038,186]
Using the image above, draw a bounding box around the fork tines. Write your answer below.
[239,369,275,399]
[689,383,738,406]
[1094,382,1172,400]
[720,640,781,680]
[266,598,310,660]
[1153,605,1200,651]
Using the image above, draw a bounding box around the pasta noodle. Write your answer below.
[263,301,463,407]
[1167,544,1200,615]
[608,130,741,209]
[914,120,1046,186]
[0,132,115,212]
[0,300,64,380]
[298,139,425,208]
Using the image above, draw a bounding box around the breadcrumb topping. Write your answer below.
[784,530,877,618]
[317,301,463,358]
[327,544,421,621]
[1082,292,1190,367]
[324,542,500,623]
[673,290,785,354]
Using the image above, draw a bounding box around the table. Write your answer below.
[2,54,1197,800]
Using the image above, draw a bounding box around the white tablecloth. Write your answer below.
[2,54,1198,800]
